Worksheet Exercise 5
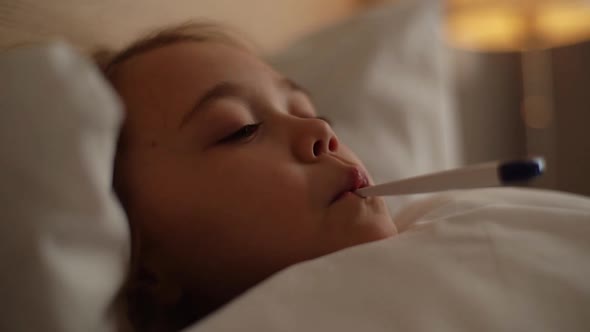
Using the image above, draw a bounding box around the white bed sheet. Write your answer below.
[187,188,590,332]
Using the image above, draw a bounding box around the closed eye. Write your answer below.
[218,122,262,144]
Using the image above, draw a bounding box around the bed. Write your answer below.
[1,1,590,331]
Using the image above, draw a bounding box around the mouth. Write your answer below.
[331,167,370,203]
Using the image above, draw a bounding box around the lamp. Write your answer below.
[444,0,590,195]
[446,0,590,51]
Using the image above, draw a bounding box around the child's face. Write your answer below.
[112,41,396,303]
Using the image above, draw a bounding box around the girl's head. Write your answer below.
[100,22,396,330]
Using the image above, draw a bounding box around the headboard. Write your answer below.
[0,0,381,54]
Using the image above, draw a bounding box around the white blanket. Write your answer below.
[188,188,590,332]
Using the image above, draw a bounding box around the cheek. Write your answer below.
[160,158,317,266]
[202,156,310,211]
[123,145,319,257]
[192,154,317,232]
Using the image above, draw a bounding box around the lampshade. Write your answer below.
[446,0,590,51]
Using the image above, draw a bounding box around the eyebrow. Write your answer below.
[178,77,311,129]
[279,77,312,99]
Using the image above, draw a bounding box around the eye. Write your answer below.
[218,122,262,144]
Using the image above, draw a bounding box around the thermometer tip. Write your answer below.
[499,157,545,184]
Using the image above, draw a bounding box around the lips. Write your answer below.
[331,167,370,203]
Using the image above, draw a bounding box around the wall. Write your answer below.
[0,0,367,54]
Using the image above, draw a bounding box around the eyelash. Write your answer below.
[217,116,331,144]
[218,122,262,144]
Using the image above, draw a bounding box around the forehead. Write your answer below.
[111,41,277,133]
[113,41,274,94]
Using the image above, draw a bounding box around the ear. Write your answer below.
[123,219,184,331]
[124,254,184,331]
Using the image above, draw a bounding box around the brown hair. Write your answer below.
[94,21,255,332]
[95,21,255,79]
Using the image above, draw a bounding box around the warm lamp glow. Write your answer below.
[447,5,528,51]
[446,0,590,51]
[537,4,590,46]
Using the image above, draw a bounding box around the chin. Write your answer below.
[361,215,397,241]
[324,196,396,251]
[339,215,397,252]
[357,200,397,240]
[312,218,396,263]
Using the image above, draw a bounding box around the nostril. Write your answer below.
[328,137,338,152]
[313,140,322,157]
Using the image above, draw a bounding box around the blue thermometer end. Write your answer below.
[498,157,545,184]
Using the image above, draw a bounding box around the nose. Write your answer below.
[292,118,339,162]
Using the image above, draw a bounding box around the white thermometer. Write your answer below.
[355,157,545,197]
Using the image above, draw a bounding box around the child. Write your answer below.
[98,22,397,332]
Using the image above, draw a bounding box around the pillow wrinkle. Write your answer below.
[0,42,129,332]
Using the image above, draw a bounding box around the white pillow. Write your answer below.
[0,42,129,332]
[188,188,590,332]
[270,0,461,214]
